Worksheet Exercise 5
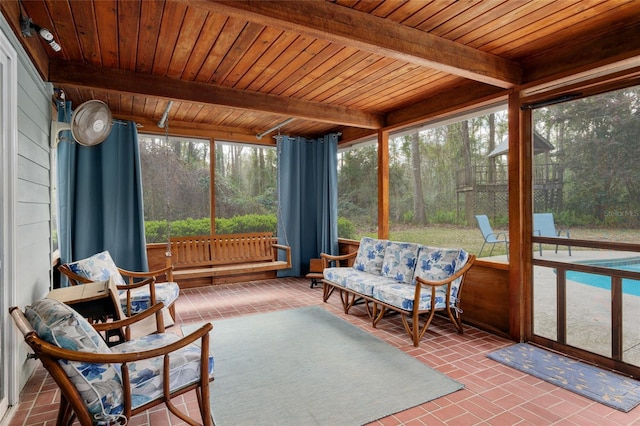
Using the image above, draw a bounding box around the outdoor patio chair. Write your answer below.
[58,250,180,330]
[475,214,509,258]
[533,213,571,255]
[10,297,213,426]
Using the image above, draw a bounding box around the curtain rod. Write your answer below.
[157,101,174,128]
[256,118,295,139]
[521,93,582,110]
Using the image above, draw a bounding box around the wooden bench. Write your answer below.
[166,232,291,287]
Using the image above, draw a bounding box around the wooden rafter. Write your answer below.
[48,60,385,129]
[186,0,523,88]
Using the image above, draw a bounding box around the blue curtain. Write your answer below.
[57,101,148,285]
[277,133,339,276]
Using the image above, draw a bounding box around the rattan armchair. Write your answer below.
[10,298,213,426]
[58,250,179,330]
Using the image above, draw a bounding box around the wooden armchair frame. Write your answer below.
[371,254,476,346]
[10,303,213,426]
[320,250,358,303]
[58,263,176,327]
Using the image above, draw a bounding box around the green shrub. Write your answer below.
[147,214,356,242]
[145,214,280,243]
[224,214,277,234]
[171,218,211,236]
[338,217,356,239]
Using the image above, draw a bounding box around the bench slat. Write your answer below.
[166,232,291,284]
[171,261,290,280]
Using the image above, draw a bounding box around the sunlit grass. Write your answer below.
[353,225,639,258]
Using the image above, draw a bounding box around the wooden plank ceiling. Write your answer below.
[2,0,640,143]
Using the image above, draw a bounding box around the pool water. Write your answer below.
[565,261,640,297]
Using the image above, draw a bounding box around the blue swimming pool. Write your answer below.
[564,259,640,297]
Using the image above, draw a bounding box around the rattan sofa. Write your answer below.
[321,237,475,347]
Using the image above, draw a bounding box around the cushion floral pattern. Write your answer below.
[373,283,447,311]
[381,241,420,284]
[324,267,397,296]
[352,237,387,275]
[67,250,126,285]
[413,247,470,305]
[369,247,470,312]
[24,298,214,419]
[25,298,124,417]
[324,243,471,313]
[67,250,180,316]
[118,284,180,316]
[110,333,215,410]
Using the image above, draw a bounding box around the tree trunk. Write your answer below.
[488,114,496,216]
[461,121,474,223]
[411,132,426,224]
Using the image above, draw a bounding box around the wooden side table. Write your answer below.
[48,277,161,344]
[48,279,126,344]
[47,279,120,320]
[306,258,324,288]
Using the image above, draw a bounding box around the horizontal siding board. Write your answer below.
[17,58,52,122]
[17,128,49,170]
[17,101,50,141]
[17,155,49,186]
[18,202,51,226]
[2,11,55,403]
[17,221,51,253]
[18,179,50,204]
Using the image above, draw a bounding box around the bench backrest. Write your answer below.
[169,232,277,268]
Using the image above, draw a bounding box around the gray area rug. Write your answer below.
[184,306,463,425]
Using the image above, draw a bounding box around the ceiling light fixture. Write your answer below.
[19,7,62,52]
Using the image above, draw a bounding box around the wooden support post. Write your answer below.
[210,138,216,234]
[377,129,390,239]
[508,89,533,342]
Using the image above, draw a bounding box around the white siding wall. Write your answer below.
[0,14,53,394]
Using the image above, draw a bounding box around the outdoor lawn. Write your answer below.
[357,225,639,259]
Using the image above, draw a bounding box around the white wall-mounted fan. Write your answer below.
[51,100,113,147]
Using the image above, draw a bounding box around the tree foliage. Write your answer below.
[535,87,640,227]
[139,135,210,223]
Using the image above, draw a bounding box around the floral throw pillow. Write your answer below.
[25,298,124,417]
[67,250,127,286]
[381,241,420,284]
[352,237,387,275]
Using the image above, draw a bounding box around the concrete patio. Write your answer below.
[484,249,640,367]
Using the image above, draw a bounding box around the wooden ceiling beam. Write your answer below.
[521,23,640,85]
[48,60,385,129]
[338,81,508,144]
[386,82,508,130]
[187,0,522,89]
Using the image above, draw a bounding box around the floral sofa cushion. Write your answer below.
[25,298,124,418]
[373,283,447,311]
[67,250,180,316]
[324,267,398,296]
[110,333,215,410]
[413,246,469,287]
[373,247,470,312]
[381,241,420,284]
[352,237,387,275]
[413,247,470,304]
